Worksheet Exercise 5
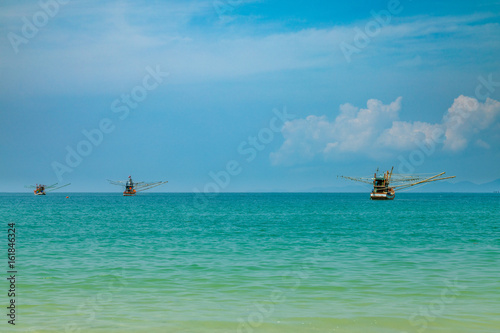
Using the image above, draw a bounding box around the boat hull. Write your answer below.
[123,190,136,196]
[370,192,395,200]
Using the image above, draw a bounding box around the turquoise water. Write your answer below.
[1,193,499,332]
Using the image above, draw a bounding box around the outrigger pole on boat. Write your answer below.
[338,167,456,200]
[25,183,71,195]
[108,176,168,196]
[391,172,455,192]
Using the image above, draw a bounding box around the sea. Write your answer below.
[1,192,499,332]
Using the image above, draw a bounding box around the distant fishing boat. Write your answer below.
[108,176,168,196]
[339,167,455,200]
[25,183,71,195]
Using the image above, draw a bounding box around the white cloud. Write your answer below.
[475,139,490,149]
[396,55,422,67]
[271,95,500,166]
[0,3,499,95]
[270,97,402,165]
[442,95,500,151]
[377,121,441,150]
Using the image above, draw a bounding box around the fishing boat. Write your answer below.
[25,183,71,195]
[370,169,396,200]
[339,167,455,200]
[108,176,168,196]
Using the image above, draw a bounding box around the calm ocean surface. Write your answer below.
[1,193,499,332]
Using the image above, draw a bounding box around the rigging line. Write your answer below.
[135,182,168,193]
[46,183,71,192]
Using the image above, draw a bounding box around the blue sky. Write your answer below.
[1,0,499,192]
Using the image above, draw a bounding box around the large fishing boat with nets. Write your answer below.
[339,167,455,200]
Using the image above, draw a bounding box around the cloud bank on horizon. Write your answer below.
[271,95,500,166]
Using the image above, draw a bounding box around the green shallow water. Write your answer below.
[1,193,499,332]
